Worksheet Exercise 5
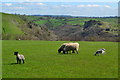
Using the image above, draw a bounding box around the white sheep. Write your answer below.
[63,43,79,54]
[14,52,25,64]
[58,43,79,54]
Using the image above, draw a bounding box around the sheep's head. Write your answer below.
[14,52,18,55]
[58,49,62,53]
[102,48,105,51]
[58,45,66,53]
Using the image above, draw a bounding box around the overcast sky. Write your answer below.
[1,0,119,17]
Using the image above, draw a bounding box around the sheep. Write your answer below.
[58,43,79,54]
[94,48,105,56]
[58,43,75,54]
[14,52,25,64]
[63,43,79,54]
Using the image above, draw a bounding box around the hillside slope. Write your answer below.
[2,13,24,39]
[2,13,58,40]
[23,15,119,41]
[2,13,119,41]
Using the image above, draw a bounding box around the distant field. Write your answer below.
[28,16,117,28]
[2,40,118,78]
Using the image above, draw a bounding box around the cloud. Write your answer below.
[104,5,111,8]
[25,0,44,2]
[36,3,45,5]
[77,5,85,7]
[15,0,120,2]
[1,0,119,2]
[61,5,65,7]
[60,5,72,7]
[77,4,101,7]
[25,0,30,1]
[22,2,34,5]
[53,6,60,8]
[2,2,116,17]
[15,7,25,9]
[3,3,12,6]
[86,4,100,7]
[21,2,45,6]
[76,4,112,8]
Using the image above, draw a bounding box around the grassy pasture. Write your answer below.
[35,20,48,25]
[2,40,118,78]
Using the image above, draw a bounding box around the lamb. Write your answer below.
[63,43,79,54]
[94,48,105,56]
[14,52,25,64]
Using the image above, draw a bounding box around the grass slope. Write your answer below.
[2,40,118,78]
[2,13,24,39]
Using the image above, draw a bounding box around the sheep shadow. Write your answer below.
[9,63,25,65]
[10,63,18,65]
[57,53,78,55]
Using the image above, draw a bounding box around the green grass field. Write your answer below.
[2,40,118,78]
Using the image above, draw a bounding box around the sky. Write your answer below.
[1,0,120,2]
[1,0,119,17]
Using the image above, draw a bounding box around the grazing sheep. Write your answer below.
[58,43,75,54]
[14,52,25,64]
[94,48,105,56]
[63,43,79,54]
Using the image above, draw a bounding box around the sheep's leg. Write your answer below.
[67,51,68,54]
[95,52,99,56]
[98,53,100,56]
[19,60,21,64]
[63,51,65,54]
[17,59,19,64]
[94,53,96,56]
[72,50,75,53]
[22,60,25,64]
[69,51,71,54]
[16,57,20,64]
[102,52,105,55]
[76,50,78,54]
